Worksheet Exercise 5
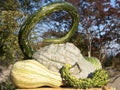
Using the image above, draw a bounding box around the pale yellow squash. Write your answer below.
[10,60,62,89]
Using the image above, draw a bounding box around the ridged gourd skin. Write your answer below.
[10,60,62,89]
[18,2,80,59]
[60,64,110,89]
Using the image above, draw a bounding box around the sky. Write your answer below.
[110,0,116,7]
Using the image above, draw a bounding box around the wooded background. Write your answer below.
[0,0,120,67]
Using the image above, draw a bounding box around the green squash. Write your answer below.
[84,57,102,70]
[60,64,109,89]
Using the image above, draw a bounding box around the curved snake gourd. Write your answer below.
[60,64,109,89]
[18,2,80,59]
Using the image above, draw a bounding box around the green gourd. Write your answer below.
[84,57,102,70]
[18,2,80,59]
[60,64,109,89]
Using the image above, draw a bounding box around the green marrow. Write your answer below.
[84,57,102,70]
[18,2,80,59]
[60,64,109,89]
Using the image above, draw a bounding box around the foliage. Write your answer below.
[73,0,119,54]
[0,10,23,66]
[0,0,19,10]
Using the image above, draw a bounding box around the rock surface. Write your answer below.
[32,43,96,78]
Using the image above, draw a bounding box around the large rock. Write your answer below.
[32,43,96,78]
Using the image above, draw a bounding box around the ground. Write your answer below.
[0,65,120,90]
[106,67,120,90]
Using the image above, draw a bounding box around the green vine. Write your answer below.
[18,2,80,59]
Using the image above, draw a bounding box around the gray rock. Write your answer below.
[32,43,96,78]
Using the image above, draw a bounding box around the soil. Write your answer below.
[105,67,120,90]
[0,65,12,82]
[0,65,120,90]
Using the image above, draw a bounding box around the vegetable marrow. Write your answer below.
[60,64,109,89]
[10,60,62,88]
[84,57,102,70]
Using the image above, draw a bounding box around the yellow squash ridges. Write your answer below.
[10,60,62,89]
